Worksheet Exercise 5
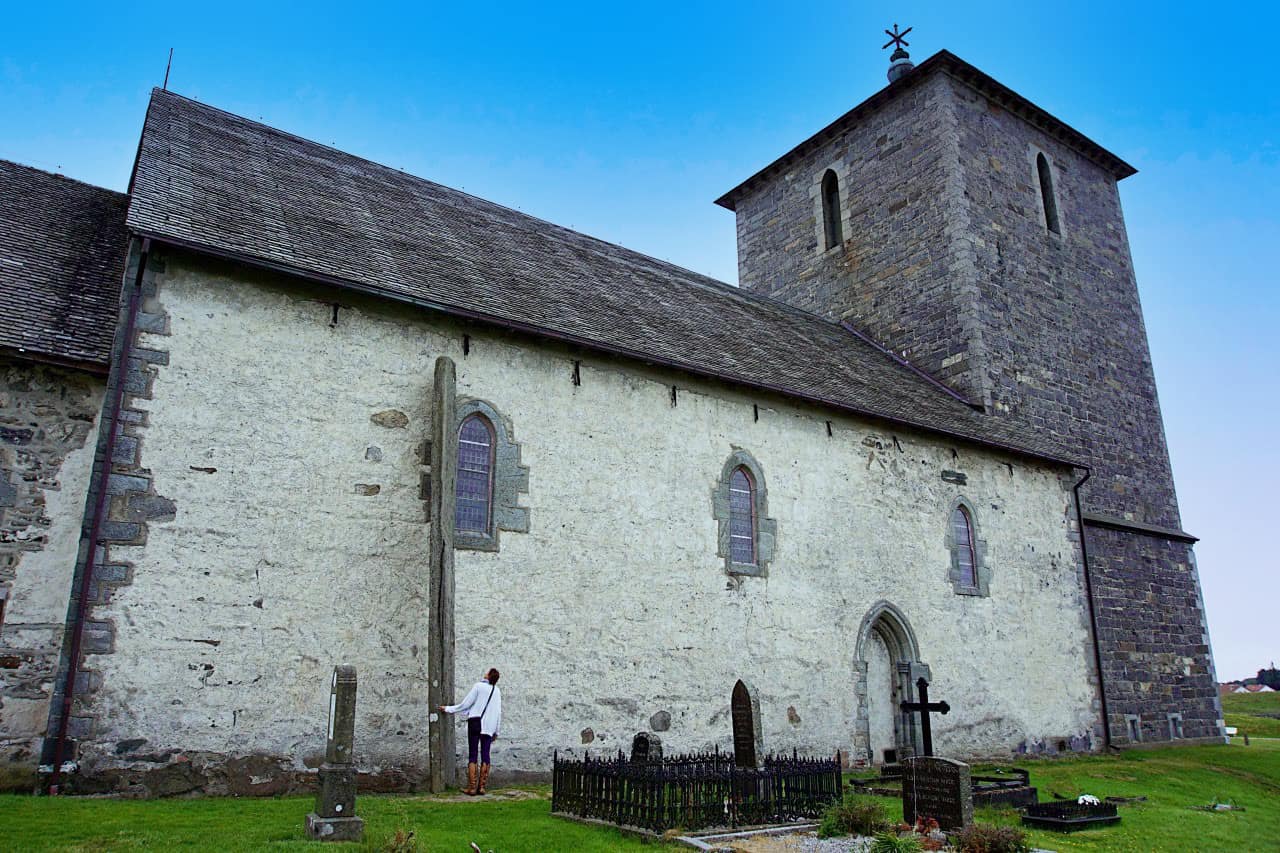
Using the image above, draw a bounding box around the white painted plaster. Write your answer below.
[81,252,1098,778]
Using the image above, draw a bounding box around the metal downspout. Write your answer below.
[1074,468,1113,750]
[46,237,150,795]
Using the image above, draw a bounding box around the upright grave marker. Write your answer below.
[899,677,949,757]
[630,731,663,764]
[902,756,973,831]
[731,680,762,768]
[306,665,365,842]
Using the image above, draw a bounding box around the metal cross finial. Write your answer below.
[883,23,912,51]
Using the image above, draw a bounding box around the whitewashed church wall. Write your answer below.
[80,251,1098,786]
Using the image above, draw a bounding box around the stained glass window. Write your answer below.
[456,415,494,534]
[729,467,756,565]
[951,505,977,587]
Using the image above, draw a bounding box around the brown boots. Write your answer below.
[460,761,491,795]
[462,762,479,795]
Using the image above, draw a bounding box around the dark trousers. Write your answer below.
[467,716,493,764]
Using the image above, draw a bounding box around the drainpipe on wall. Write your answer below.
[1073,468,1113,751]
[45,237,150,795]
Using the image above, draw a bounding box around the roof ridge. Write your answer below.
[0,157,128,199]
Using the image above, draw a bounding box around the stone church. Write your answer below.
[0,47,1225,795]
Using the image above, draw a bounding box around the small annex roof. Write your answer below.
[126,88,1076,466]
[0,160,128,372]
[716,50,1137,212]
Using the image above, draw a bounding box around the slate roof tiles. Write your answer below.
[0,160,128,370]
[123,88,1071,464]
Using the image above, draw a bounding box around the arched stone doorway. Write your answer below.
[853,601,930,765]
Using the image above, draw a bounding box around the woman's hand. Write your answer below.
[436,705,446,712]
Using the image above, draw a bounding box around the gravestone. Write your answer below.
[306,665,365,842]
[901,756,973,831]
[731,679,762,768]
[630,731,663,763]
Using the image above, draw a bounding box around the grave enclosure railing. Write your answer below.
[551,748,843,833]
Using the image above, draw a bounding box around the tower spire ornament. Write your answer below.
[883,23,915,83]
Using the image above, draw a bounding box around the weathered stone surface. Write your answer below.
[306,812,364,842]
[0,359,104,768]
[729,66,1219,745]
[630,731,662,763]
[902,756,973,830]
[370,410,408,429]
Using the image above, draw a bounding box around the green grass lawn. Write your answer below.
[1222,690,1280,737]
[3,743,1278,852]
[0,789,672,852]
[977,742,1280,852]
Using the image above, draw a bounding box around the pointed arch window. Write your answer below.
[456,413,495,534]
[1036,152,1060,234]
[728,467,756,565]
[951,505,977,587]
[821,169,843,250]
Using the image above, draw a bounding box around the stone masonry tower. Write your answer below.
[716,48,1225,747]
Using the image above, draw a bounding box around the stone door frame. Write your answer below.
[852,600,930,764]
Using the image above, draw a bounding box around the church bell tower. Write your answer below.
[715,38,1224,748]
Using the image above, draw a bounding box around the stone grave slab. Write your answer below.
[901,755,973,831]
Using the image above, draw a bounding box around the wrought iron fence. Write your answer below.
[551,747,843,832]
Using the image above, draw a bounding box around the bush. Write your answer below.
[951,822,1031,853]
[817,791,892,838]
[870,831,923,852]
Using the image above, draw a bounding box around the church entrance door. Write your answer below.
[865,630,899,764]
[854,602,927,765]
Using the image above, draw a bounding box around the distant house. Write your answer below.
[1234,684,1276,694]
[1248,685,1275,693]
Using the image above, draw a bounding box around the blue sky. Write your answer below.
[3,2,1276,681]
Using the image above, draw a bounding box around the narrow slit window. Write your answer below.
[1036,152,1060,234]
[455,414,495,534]
[951,505,977,587]
[821,170,843,249]
[729,467,756,565]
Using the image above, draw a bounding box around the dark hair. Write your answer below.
[487,668,501,685]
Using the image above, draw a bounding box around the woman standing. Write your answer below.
[438,668,502,795]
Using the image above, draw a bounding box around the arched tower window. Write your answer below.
[1036,152,1060,234]
[728,466,756,565]
[821,169,843,249]
[455,413,495,534]
[950,505,977,587]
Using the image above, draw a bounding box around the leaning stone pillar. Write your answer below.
[427,357,457,792]
[306,665,364,841]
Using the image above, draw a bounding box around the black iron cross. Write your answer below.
[882,23,912,51]
[900,677,949,757]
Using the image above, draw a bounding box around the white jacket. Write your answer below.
[446,680,502,737]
